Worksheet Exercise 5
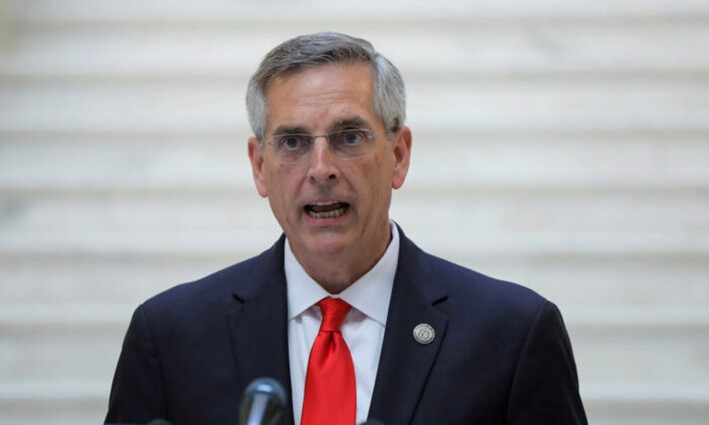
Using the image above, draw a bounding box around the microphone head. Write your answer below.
[244,377,287,406]
[360,421,386,425]
[240,377,287,425]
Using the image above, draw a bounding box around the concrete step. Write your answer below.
[3,18,708,81]
[2,188,707,308]
[0,252,709,308]
[2,133,708,192]
[1,224,707,264]
[0,255,236,305]
[2,78,708,134]
[583,382,709,425]
[1,304,708,425]
[3,189,708,239]
[7,0,709,24]
[0,304,127,383]
[406,132,709,189]
[564,306,709,384]
[2,380,707,425]
[0,380,107,425]
[1,252,707,308]
[1,304,707,383]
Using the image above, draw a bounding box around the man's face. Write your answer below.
[248,62,411,272]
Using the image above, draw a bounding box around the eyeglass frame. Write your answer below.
[263,127,388,163]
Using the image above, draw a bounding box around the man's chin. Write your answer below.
[297,232,353,258]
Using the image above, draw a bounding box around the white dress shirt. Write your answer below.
[286,223,399,425]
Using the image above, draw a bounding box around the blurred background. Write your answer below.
[1,0,708,424]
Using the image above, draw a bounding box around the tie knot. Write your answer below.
[316,298,351,332]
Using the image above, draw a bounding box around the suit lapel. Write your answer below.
[226,236,296,425]
[368,230,449,424]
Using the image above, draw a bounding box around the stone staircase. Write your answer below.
[1,1,708,424]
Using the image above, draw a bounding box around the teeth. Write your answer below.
[306,202,347,219]
[305,200,348,219]
[308,208,346,219]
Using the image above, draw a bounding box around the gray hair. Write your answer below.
[245,32,406,146]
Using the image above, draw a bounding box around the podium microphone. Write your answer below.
[239,377,287,425]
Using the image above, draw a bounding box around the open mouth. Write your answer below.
[304,201,350,219]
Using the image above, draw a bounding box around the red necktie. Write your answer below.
[301,298,356,425]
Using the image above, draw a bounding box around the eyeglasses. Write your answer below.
[265,128,382,163]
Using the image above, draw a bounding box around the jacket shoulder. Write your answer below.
[398,232,550,322]
[141,236,285,318]
[429,253,546,307]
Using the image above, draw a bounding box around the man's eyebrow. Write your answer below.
[271,118,370,136]
[330,117,368,131]
[271,125,309,135]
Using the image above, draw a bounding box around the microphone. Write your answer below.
[360,421,386,425]
[239,377,287,425]
[146,421,173,425]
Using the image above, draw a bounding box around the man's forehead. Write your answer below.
[263,63,378,134]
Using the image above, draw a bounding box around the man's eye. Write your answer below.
[278,136,305,150]
[339,130,365,146]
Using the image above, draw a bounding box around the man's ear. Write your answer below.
[248,137,268,198]
[391,126,412,190]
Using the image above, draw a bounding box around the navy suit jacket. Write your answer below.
[105,228,587,425]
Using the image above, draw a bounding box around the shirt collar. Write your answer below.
[285,221,399,327]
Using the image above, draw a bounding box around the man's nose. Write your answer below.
[307,136,339,183]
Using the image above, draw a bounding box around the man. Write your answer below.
[105,32,587,425]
